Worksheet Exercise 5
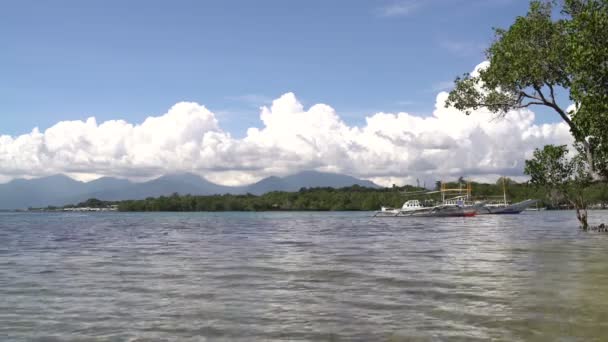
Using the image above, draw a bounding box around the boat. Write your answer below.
[373,182,481,218]
[475,177,538,215]
[374,178,539,217]
[374,206,400,216]
[373,200,426,217]
[476,199,538,214]
[374,190,479,218]
[525,203,547,211]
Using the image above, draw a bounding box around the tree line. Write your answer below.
[114,180,608,212]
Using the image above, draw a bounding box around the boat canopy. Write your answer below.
[401,200,422,209]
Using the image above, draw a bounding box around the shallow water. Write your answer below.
[1,211,608,341]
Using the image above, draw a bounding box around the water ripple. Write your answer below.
[2,211,608,340]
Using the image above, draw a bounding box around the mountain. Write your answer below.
[0,175,85,209]
[244,176,287,195]
[0,171,380,209]
[58,176,135,207]
[245,171,380,195]
[84,177,132,193]
[88,173,240,201]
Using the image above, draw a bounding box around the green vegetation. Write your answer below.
[118,185,418,212]
[447,0,608,228]
[525,145,592,228]
[115,181,608,212]
[30,198,118,211]
[63,198,118,209]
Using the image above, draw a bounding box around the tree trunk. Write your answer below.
[583,141,598,180]
[581,140,607,182]
[576,207,588,230]
[571,195,589,230]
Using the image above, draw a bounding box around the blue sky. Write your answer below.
[0,0,575,185]
[1,0,550,138]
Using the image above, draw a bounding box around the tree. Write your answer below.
[435,180,442,191]
[524,144,591,229]
[565,0,608,180]
[495,177,517,186]
[446,0,608,180]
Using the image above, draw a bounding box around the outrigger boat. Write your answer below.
[474,178,537,215]
[475,199,538,214]
[374,179,538,217]
[374,183,479,218]
[374,199,479,217]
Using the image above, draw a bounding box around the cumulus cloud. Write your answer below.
[0,63,573,187]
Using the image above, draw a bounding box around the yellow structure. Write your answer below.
[440,182,472,202]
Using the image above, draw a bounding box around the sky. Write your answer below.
[0,0,573,186]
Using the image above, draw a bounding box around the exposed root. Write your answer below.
[588,223,608,232]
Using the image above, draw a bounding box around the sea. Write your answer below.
[1,211,608,341]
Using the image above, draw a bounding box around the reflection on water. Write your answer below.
[1,211,608,340]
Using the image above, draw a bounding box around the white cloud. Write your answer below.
[0,62,573,187]
[439,40,486,57]
[377,0,514,19]
[376,1,422,17]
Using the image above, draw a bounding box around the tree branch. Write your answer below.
[534,84,582,139]
[547,83,557,105]
[519,101,546,108]
[540,91,596,179]
[519,90,543,101]
[548,100,580,137]
[533,85,551,104]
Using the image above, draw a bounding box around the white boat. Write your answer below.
[373,200,427,217]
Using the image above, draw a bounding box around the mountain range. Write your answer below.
[0,171,380,209]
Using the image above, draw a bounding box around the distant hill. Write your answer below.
[87,173,239,201]
[0,171,380,209]
[0,175,85,209]
[245,170,380,195]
